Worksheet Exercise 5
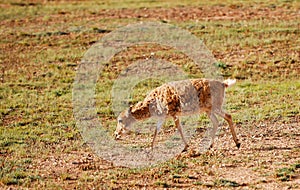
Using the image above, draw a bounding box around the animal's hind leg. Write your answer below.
[206,112,219,149]
[151,119,164,150]
[173,116,189,151]
[216,110,240,148]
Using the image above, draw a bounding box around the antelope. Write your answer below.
[114,78,240,151]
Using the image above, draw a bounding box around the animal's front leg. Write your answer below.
[173,116,189,151]
[151,119,164,150]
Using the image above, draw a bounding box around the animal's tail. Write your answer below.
[223,79,236,88]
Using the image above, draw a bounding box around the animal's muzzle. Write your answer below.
[114,133,121,140]
[114,130,122,140]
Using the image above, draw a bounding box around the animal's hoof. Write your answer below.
[236,142,241,149]
[191,151,201,157]
[182,145,189,152]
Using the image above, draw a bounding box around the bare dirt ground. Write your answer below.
[1,1,299,189]
[27,119,299,189]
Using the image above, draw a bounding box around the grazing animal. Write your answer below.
[114,78,240,151]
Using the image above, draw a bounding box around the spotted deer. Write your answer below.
[114,78,240,151]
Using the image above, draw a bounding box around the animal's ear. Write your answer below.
[125,105,133,117]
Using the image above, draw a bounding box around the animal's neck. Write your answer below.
[130,101,151,121]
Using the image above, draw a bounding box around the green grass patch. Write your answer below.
[154,180,170,188]
[275,163,300,181]
[215,178,241,187]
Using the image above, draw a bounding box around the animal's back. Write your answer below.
[134,78,216,118]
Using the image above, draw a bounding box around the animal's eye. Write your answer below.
[118,119,123,123]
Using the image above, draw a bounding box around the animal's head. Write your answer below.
[114,106,135,140]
